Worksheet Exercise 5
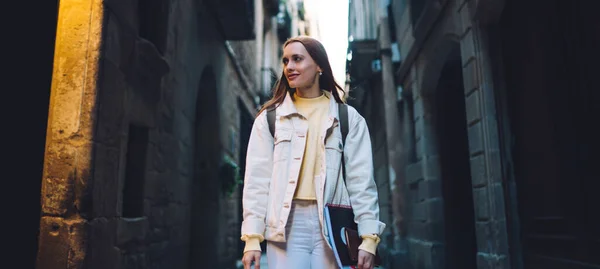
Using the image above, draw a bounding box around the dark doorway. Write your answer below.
[499,0,600,268]
[190,68,221,269]
[434,46,478,269]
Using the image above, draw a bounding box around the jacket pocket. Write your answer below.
[325,136,343,172]
[273,129,292,162]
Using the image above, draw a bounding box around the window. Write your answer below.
[122,124,149,218]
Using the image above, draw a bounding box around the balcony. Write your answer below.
[206,0,255,40]
[346,40,379,107]
[347,40,379,83]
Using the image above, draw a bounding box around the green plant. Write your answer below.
[220,154,243,198]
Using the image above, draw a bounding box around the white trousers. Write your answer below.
[266,200,339,269]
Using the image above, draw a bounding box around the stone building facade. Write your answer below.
[27,0,308,269]
[348,0,599,268]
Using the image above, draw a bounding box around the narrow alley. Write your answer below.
[8,0,599,269]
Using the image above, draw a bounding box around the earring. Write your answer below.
[319,71,323,76]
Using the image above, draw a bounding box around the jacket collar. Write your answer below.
[276,90,340,121]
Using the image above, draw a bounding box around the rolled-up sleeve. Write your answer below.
[343,107,386,236]
[240,111,273,239]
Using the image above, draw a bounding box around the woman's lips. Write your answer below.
[288,74,299,80]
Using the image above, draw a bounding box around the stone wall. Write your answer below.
[390,0,511,268]
[37,0,261,268]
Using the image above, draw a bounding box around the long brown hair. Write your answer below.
[257,36,346,117]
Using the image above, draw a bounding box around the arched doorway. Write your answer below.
[190,67,221,268]
[420,40,478,268]
[432,45,478,269]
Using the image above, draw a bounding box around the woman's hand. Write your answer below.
[242,250,262,269]
[357,249,375,269]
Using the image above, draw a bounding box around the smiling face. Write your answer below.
[282,42,321,90]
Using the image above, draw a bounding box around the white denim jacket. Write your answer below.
[241,91,385,245]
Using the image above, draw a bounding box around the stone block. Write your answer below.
[413,201,427,222]
[470,153,487,187]
[460,29,476,64]
[41,143,78,216]
[423,220,445,243]
[491,219,510,255]
[414,98,424,121]
[164,203,188,226]
[415,138,424,161]
[117,217,148,246]
[465,89,481,125]
[475,221,492,253]
[468,121,484,155]
[408,181,420,206]
[36,216,89,268]
[463,59,480,95]
[427,198,444,223]
[418,179,442,202]
[423,155,441,180]
[92,144,121,218]
[406,161,424,185]
[88,217,120,269]
[458,0,472,35]
[149,205,166,227]
[414,116,424,140]
[37,217,71,268]
[424,242,445,269]
[407,221,421,239]
[473,186,490,220]
[407,239,422,266]
[147,241,169,262]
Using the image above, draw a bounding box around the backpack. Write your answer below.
[266,103,349,179]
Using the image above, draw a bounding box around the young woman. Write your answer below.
[240,36,385,269]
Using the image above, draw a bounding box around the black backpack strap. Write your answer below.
[267,105,276,138]
[339,103,349,184]
[339,103,349,146]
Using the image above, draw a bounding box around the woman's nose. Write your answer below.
[286,62,295,71]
